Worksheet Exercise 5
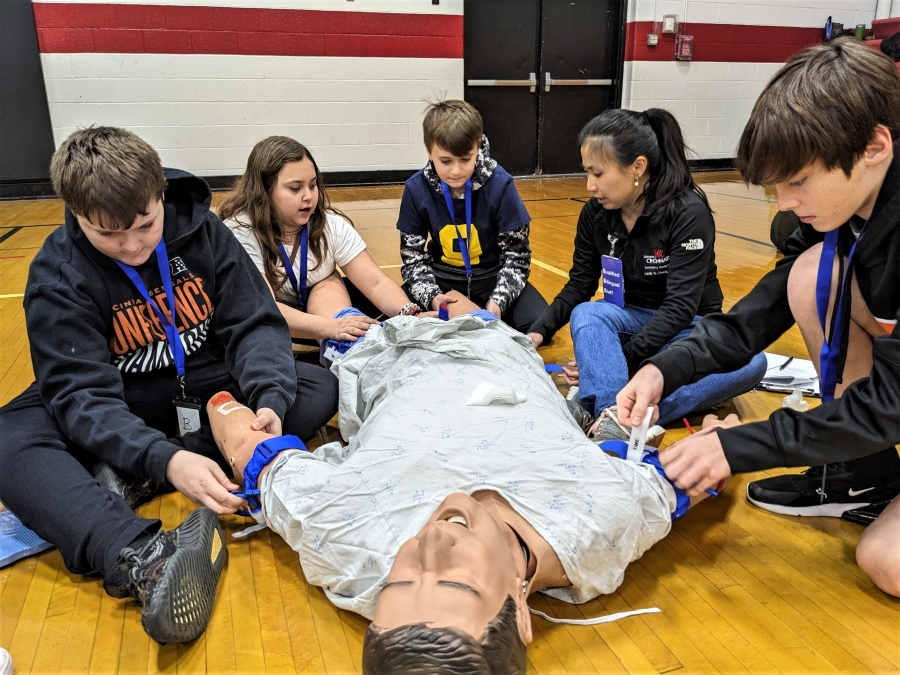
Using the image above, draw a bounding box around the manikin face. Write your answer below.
[581,146,646,212]
[270,158,319,231]
[771,125,894,232]
[76,198,165,266]
[427,143,478,190]
[373,493,532,644]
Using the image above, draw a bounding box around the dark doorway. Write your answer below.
[0,0,56,195]
[463,0,624,176]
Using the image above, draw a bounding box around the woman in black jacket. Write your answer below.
[528,109,766,442]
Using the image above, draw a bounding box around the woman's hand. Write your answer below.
[326,315,379,342]
[251,407,282,436]
[485,301,503,318]
[562,360,579,386]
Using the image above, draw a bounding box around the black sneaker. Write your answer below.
[841,500,893,526]
[104,507,226,644]
[93,462,169,510]
[747,463,900,517]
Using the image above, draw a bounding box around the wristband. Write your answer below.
[398,302,421,316]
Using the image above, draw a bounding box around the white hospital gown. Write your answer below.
[258,315,676,620]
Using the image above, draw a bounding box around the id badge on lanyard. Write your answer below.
[601,235,625,307]
[441,179,473,298]
[277,225,309,308]
[115,238,201,437]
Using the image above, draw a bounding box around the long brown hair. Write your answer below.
[219,136,352,302]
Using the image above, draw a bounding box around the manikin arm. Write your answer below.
[207,391,277,484]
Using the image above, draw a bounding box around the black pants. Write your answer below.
[0,361,337,577]
[407,273,549,334]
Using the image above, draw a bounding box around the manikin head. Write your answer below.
[737,37,900,231]
[50,126,167,266]
[363,493,530,674]
[423,100,483,190]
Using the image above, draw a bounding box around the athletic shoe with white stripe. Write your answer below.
[747,463,900,517]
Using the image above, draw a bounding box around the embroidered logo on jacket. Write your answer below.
[680,239,704,251]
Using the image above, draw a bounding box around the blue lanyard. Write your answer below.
[276,225,309,308]
[440,180,473,282]
[815,223,866,402]
[115,238,186,391]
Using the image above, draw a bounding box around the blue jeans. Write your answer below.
[570,301,768,426]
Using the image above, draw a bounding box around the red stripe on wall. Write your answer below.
[626,22,822,62]
[32,3,463,58]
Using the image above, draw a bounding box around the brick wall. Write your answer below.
[34,0,463,176]
[622,0,880,160]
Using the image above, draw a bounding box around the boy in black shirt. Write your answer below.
[619,39,900,596]
[0,127,338,642]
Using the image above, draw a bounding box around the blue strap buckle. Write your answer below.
[598,440,691,520]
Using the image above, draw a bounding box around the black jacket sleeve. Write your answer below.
[27,281,184,484]
[622,200,717,369]
[528,205,602,341]
[718,318,900,472]
[207,214,296,419]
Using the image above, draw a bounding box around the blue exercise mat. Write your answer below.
[0,509,53,568]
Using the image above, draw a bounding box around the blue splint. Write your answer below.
[597,440,691,520]
[231,434,307,516]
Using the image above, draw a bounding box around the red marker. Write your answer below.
[683,418,695,434]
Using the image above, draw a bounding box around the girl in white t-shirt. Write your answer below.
[220,136,450,344]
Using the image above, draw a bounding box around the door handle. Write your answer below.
[467,72,538,93]
[543,72,614,92]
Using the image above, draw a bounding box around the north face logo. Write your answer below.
[680,239,704,251]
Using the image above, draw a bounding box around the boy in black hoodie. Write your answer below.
[0,127,338,643]
[617,38,900,597]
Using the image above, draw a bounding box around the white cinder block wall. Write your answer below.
[34,0,464,176]
[622,0,881,159]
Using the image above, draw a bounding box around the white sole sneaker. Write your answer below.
[746,488,868,517]
[0,647,13,675]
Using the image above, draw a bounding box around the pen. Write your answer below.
[683,418,719,497]
[778,356,794,370]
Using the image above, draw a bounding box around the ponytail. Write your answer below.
[578,108,709,226]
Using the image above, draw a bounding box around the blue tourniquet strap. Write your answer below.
[239,434,306,514]
[320,307,373,367]
[815,225,866,402]
[598,440,690,520]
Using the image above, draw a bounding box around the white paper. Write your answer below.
[759,353,820,396]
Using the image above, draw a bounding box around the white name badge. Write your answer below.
[173,395,202,437]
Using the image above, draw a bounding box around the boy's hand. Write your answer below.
[660,414,740,495]
[166,450,246,514]
[327,315,378,342]
[252,407,282,436]
[485,301,502,318]
[617,364,665,426]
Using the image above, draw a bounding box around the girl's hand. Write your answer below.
[327,315,379,342]
[430,294,459,311]
[527,332,543,349]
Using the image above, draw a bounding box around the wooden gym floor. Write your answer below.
[1,174,899,674]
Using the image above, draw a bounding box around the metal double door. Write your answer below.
[464,0,624,175]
